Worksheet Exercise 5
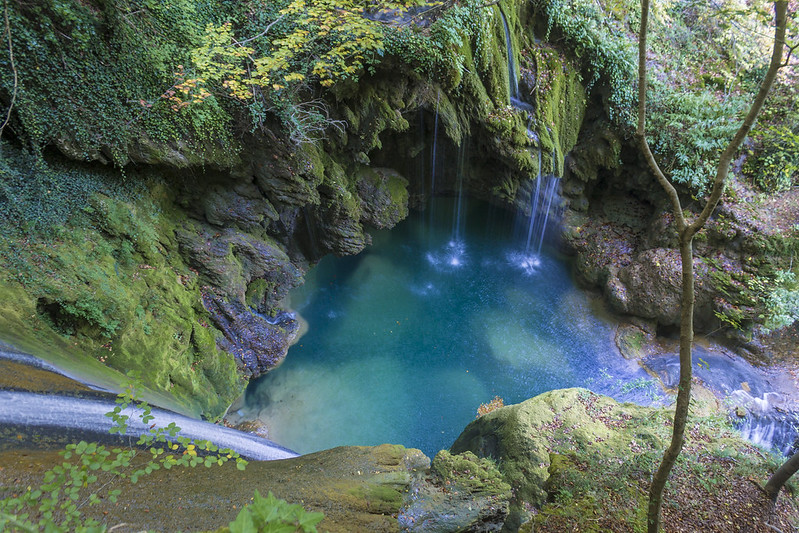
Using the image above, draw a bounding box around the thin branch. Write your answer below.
[781,41,798,66]
[636,0,686,231]
[0,0,18,141]
[688,0,788,237]
[401,0,453,26]
[234,14,285,46]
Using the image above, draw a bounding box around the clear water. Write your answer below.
[244,198,662,457]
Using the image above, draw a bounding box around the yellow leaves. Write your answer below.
[163,0,423,112]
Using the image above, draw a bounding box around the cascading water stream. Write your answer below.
[0,389,297,460]
[524,149,543,253]
[499,9,520,105]
[451,141,468,243]
[536,175,560,255]
[428,90,441,244]
[498,8,560,259]
[523,151,562,258]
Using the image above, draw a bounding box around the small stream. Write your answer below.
[241,199,666,457]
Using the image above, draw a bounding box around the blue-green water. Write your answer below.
[245,199,660,457]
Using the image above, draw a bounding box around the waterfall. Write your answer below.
[451,140,468,242]
[524,149,543,252]
[0,390,298,460]
[431,89,440,198]
[734,413,799,456]
[499,9,519,104]
[524,151,562,256]
[428,89,441,244]
[536,175,560,255]
[728,389,799,456]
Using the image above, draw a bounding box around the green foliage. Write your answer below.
[534,0,637,127]
[0,142,144,233]
[0,380,247,532]
[764,269,799,331]
[174,0,429,142]
[0,0,238,165]
[227,490,325,533]
[744,125,799,192]
[647,89,747,195]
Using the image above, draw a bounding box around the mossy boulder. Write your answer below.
[0,438,509,532]
[451,388,650,510]
[450,388,772,529]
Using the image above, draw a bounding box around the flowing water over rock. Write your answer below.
[0,388,297,460]
[241,199,664,456]
[643,347,799,455]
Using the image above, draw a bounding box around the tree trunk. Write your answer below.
[765,449,799,502]
[637,1,789,530]
[646,233,695,532]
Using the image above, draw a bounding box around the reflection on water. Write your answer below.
[244,199,662,456]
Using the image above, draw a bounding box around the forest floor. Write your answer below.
[659,456,799,533]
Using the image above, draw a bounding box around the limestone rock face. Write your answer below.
[251,144,324,209]
[400,450,511,532]
[175,222,303,378]
[202,182,279,231]
[202,294,298,378]
[606,248,715,328]
[357,167,410,229]
[176,223,302,305]
[312,189,371,257]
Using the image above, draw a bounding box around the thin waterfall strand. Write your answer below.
[499,10,519,102]
[452,141,468,242]
[524,148,543,252]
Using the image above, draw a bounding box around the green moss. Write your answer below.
[528,45,587,175]
[0,1,241,167]
[452,388,783,530]
[431,450,511,497]
[0,154,243,418]
[245,279,275,310]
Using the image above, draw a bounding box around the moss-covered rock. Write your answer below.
[399,449,511,532]
[356,167,410,229]
[450,388,776,530]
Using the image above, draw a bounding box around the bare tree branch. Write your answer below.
[636,0,686,231]
[689,0,788,238]
[0,0,18,141]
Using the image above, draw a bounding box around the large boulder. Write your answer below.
[605,248,715,328]
[450,389,665,519]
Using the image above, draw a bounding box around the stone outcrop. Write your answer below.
[0,441,511,533]
[400,450,511,532]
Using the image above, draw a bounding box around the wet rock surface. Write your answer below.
[356,167,410,229]
[641,342,799,454]
[202,294,299,378]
